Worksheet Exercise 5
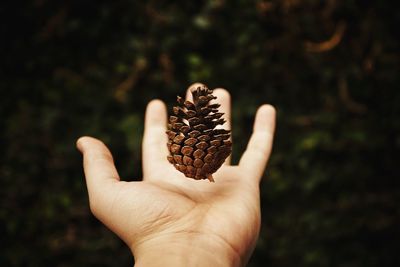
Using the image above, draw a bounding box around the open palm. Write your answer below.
[77,84,276,266]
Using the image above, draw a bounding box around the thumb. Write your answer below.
[77,136,120,216]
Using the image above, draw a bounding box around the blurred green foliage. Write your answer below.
[1,0,399,266]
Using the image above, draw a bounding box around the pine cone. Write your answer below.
[166,85,232,182]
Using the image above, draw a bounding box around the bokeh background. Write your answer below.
[1,0,399,266]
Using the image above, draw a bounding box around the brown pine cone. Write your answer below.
[166,85,232,182]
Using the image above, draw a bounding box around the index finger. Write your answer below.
[142,99,169,178]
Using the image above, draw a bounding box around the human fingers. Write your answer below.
[76,136,120,215]
[142,99,169,177]
[187,84,232,165]
[211,88,231,165]
[238,105,276,181]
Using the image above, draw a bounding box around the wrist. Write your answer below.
[132,233,242,267]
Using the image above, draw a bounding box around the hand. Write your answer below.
[77,83,276,267]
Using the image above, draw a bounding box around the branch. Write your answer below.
[338,75,367,114]
[114,58,148,102]
[305,21,346,53]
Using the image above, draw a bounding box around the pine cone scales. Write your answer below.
[166,85,232,182]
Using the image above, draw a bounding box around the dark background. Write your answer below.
[1,0,399,266]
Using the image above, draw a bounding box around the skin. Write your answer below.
[77,83,276,267]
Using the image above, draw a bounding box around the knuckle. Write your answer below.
[89,152,114,164]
